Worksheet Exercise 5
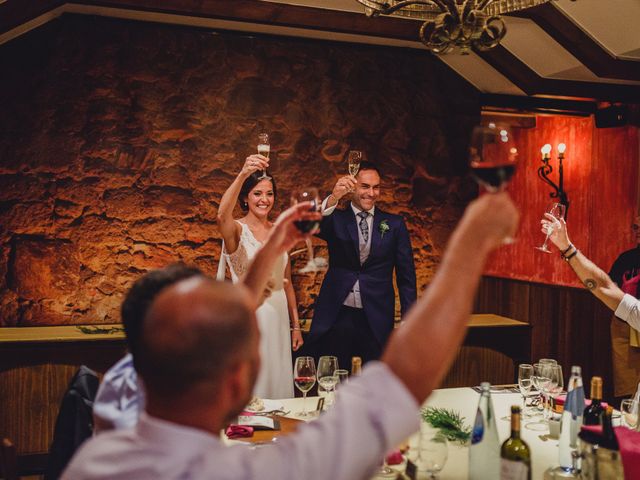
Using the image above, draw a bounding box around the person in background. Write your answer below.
[543,213,640,394]
[63,193,517,480]
[304,161,416,370]
[92,264,204,433]
[217,153,303,398]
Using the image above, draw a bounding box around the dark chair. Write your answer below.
[44,366,99,480]
[0,438,18,480]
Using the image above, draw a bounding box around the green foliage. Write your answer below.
[420,406,471,445]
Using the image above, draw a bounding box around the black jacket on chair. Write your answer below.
[45,365,99,480]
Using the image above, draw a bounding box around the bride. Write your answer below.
[217,153,303,398]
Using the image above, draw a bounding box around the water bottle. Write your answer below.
[469,382,500,480]
[559,365,584,471]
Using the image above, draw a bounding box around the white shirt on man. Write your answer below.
[615,293,640,331]
[62,362,419,480]
[321,198,375,309]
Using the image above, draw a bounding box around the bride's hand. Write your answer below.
[291,329,304,351]
[241,154,269,177]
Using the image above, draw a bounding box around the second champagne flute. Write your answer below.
[257,133,270,180]
[294,356,316,417]
[347,150,362,177]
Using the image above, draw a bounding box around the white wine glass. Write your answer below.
[621,399,639,429]
[518,364,534,417]
[348,150,362,178]
[317,356,339,408]
[257,133,270,180]
[291,188,326,273]
[536,202,566,253]
[547,364,564,419]
[417,428,448,479]
[294,356,316,417]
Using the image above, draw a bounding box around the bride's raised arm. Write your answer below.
[217,154,269,255]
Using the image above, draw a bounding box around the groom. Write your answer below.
[306,162,417,370]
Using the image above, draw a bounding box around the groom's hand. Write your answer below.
[331,175,357,201]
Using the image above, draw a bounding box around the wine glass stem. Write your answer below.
[306,238,314,263]
[302,391,307,416]
[541,233,551,250]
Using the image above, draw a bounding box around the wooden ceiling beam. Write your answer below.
[0,0,65,34]
[512,3,640,82]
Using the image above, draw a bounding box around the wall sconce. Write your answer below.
[538,143,570,218]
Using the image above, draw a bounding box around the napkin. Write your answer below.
[615,427,640,478]
[554,395,608,409]
[225,425,254,439]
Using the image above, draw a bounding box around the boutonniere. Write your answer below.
[379,220,390,238]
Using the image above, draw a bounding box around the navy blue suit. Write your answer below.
[306,206,417,366]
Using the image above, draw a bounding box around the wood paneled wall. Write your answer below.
[475,275,616,401]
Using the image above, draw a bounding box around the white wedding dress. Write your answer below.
[221,222,294,398]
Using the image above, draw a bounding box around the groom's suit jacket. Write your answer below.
[311,206,417,346]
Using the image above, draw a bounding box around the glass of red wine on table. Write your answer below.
[294,356,316,418]
[291,187,327,273]
[469,124,518,243]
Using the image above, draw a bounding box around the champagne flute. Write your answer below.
[348,150,362,177]
[294,356,316,417]
[317,356,339,409]
[257,133,270,180]
[291,188,326,273]
[547,364,564,419]
[536,202,566,252]
[518,364,534,416]
[468,124,518,193]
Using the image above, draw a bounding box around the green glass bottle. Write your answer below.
[500,405,531,480]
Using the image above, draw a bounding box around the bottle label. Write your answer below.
[500,459,529,480]
[471,407,484,444]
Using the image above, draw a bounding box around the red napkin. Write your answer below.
[385,450,404,466]
[225,425,254,439]
[615,427,640,478]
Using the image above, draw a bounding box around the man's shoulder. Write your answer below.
[376,209,407,225]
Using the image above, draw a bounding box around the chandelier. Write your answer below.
[354,0,572,55]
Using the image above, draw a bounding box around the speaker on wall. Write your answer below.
[595,105,628,128]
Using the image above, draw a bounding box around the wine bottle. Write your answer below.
[601,405,619,451]
[469,382,500,480]
[583,376,604,426]
[351,356,362,376]
[500,406,531,480]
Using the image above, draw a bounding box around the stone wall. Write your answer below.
[0,14,479,326]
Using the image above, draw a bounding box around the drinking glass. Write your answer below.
[547,364,564,419]
[348,150,362,178]
[468,124,518,193]
[417,428,448,479]
[621,399,639,429]
[317,356,339,408]
[294,356,316,417]
[518,364,534,416]
[527,363,552,430]
[290,188,326,273]
[257,133,270,179]
[536,203,566,253]
[335,369,349,387]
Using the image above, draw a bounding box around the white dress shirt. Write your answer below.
[615,293,640,331]
[92,353,145,433]
[322,198,374,309]
[63,362,419,480]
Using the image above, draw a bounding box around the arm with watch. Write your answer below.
[541,213,640,329]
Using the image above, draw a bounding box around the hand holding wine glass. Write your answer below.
[536,202,567,253]
[294,356,316,417]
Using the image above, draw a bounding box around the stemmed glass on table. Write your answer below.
[417,428,448,479]
[257,133,271,180]
[536,202,566,252]
[621,398,639,429]
[294,356,316,417]
[468,124,518,243]
[546,364,564,419]
[518,364,534,417]
[291,187,326,273]
[317,356,339,408]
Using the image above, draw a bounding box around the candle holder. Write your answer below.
[538,143,570,220]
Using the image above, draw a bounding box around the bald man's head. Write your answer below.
[136,277,259,401]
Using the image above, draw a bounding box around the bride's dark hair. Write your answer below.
[238,173,278,212]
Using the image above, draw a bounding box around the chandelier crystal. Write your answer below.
[355,0,569,55]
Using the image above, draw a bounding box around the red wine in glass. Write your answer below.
[294,220,321,233]
[294,376,316,392]
[469,124,518,192]
[470,162,516,192]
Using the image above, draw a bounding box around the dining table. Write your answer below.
[225,386,620,479]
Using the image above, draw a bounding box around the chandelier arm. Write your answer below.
[372,0,442,14]
[441,0,461,20]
